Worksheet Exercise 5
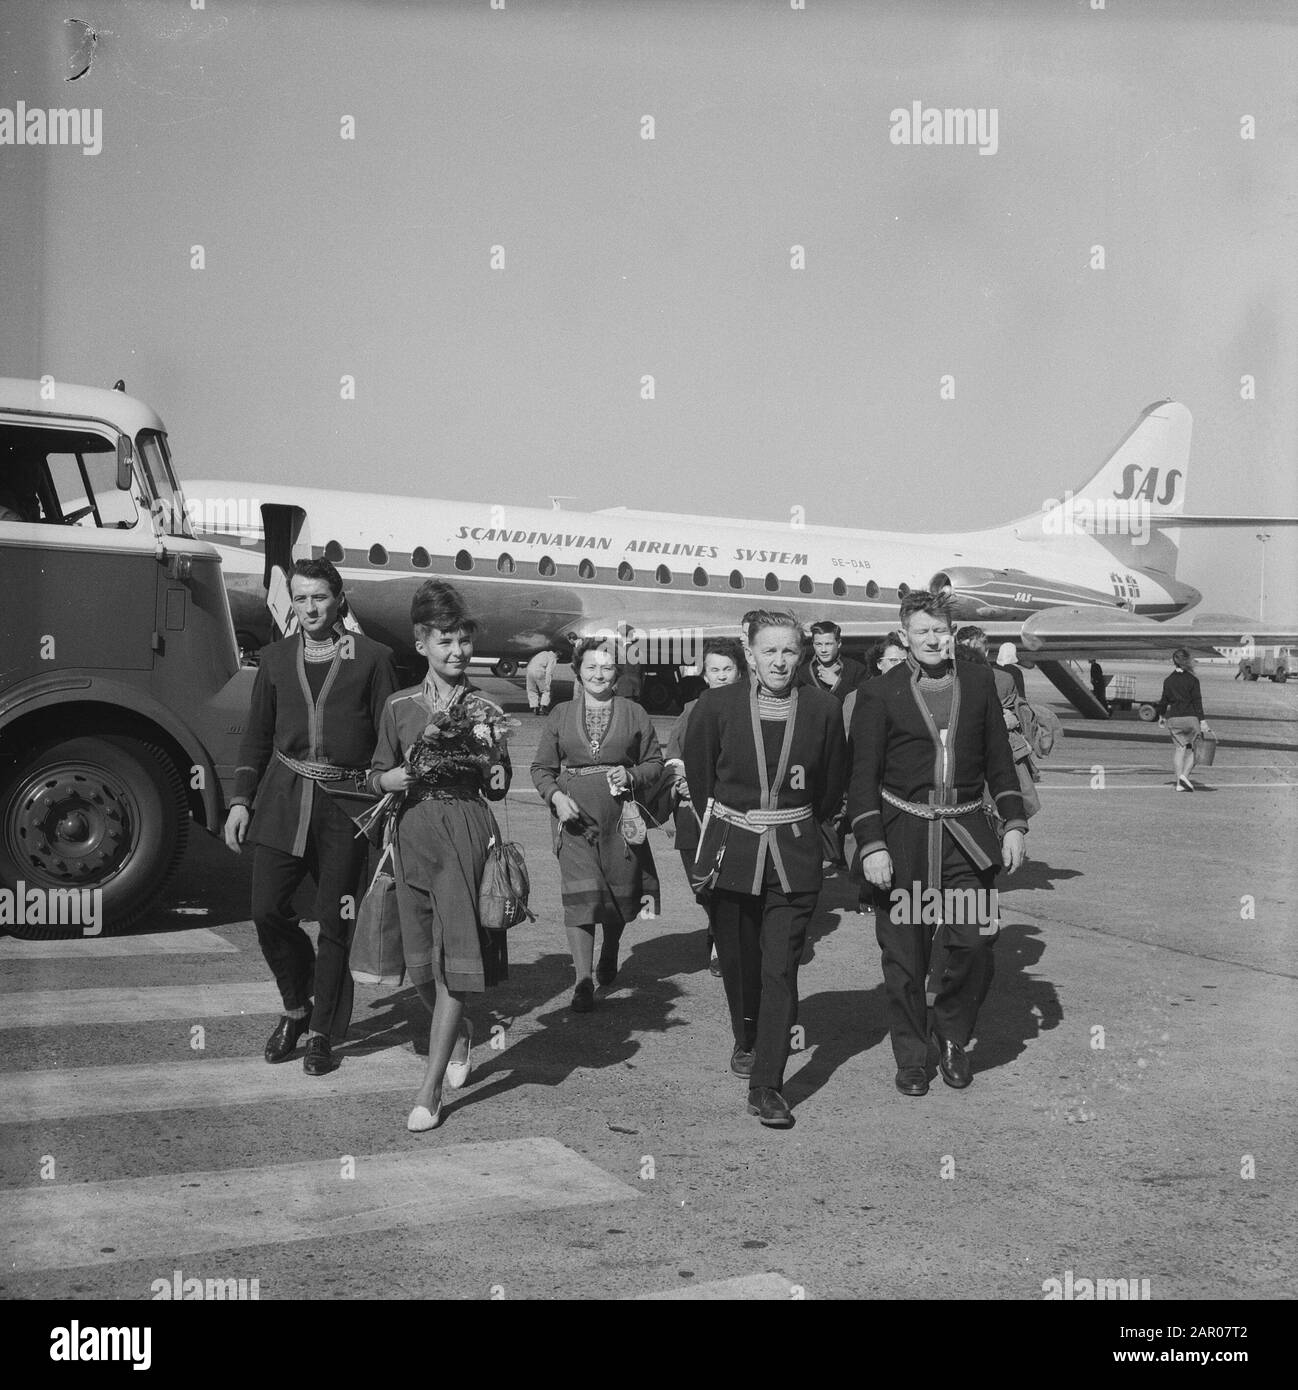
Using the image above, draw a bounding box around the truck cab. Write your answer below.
[0,378,254,933]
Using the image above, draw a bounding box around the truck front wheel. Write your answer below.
[0,735,189,938]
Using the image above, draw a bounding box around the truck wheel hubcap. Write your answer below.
[6,765,135,883]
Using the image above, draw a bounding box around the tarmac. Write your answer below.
[1,660,1293,1301]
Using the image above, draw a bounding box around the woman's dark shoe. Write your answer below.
[571,978,596,1013]
[303,1034,334,1076]
[264,1009,312,1064]
[746,1087,793,1127]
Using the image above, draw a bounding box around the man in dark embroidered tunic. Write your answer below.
[848,590,1026,1097]
[224,559,398,1075]
[685,612,846,1127]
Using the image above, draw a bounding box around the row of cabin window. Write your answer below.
[323,539,883,600]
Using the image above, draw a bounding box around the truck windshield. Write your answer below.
[137,431,194,538]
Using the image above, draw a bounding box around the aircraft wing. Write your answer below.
[1016,605,1298,661]
[1147,515,1298,528]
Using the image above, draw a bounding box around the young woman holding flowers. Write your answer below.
[367,580,515,1131]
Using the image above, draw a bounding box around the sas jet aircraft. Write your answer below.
[189,400,1297,716]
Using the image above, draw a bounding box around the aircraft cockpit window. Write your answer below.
[617,561,634,582]
[369,543,389,566]
[497,553,515,574]
[865,580,879,599]
[454,549,473,571]
[832,578,847,597]
[798,575,814,594]
[578,559,596,580]
[728,570,744,590]
[764,572,779,593]
[655,564,672,585]
[325,539,345,562]
[538,555,556,577]
[411,547,431,568]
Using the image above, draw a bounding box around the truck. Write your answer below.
[0,378,255,937]
[1236,647,1291,682]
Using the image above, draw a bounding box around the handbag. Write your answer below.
[1192,729,1218,766]
[687,798,730,894]
[350,840,405,986]
[479,807,537,931]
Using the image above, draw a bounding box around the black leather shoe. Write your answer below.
[264,1010,312,1064]
[302,1034,333,1076]
[746,1086,794,1127]
[895,1067,929,1097]
[934,1034,972,1089]
[730,1047,755,1078]
[571,979,595,1013]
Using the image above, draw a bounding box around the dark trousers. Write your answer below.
[251,790,369,1043]
[876,839,999,1071]
[711,863,817,1090]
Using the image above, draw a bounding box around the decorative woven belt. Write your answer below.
[712,801,815,830]
[881,788,984,821]
[275,749,369,782]
[566,764,620,777]
[405,783,481,804]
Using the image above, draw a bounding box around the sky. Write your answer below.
[2,0,1295,619]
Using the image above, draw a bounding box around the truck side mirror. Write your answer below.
[116,434,134,490]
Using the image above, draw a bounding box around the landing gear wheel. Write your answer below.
[491,660,519,678]
[0,735,189,938]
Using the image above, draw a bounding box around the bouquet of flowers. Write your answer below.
[354,692,518,842]
[406,694,517,785]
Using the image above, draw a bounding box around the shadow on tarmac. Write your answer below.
[971,921,1063,1072]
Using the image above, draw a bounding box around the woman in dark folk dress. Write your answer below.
[531,638,664,1013]
[368,581,513,1132]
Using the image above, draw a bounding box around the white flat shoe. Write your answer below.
[407,1101,443,1132]
[446,1019,474,1090]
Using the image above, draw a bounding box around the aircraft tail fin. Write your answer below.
[1022,400,1193,576]
[1067,399,1192,517]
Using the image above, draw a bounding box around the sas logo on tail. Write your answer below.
[1113,466,1182,505]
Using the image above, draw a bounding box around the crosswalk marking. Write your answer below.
[1,1138,640,1272]
[0,983,284,1029]
[0,1046,420,1123]
[0,928,237,958]
[633,1272,805,1300]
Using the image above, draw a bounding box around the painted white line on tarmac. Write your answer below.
[0,1046,418,1123]
[0,983,284,1029]
[633,1272,805,1300]
[1,1138,639,1272]
[1037,782,1298,790]
[0,929,237,958]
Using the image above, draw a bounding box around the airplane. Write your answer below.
[187,399,1298,717]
